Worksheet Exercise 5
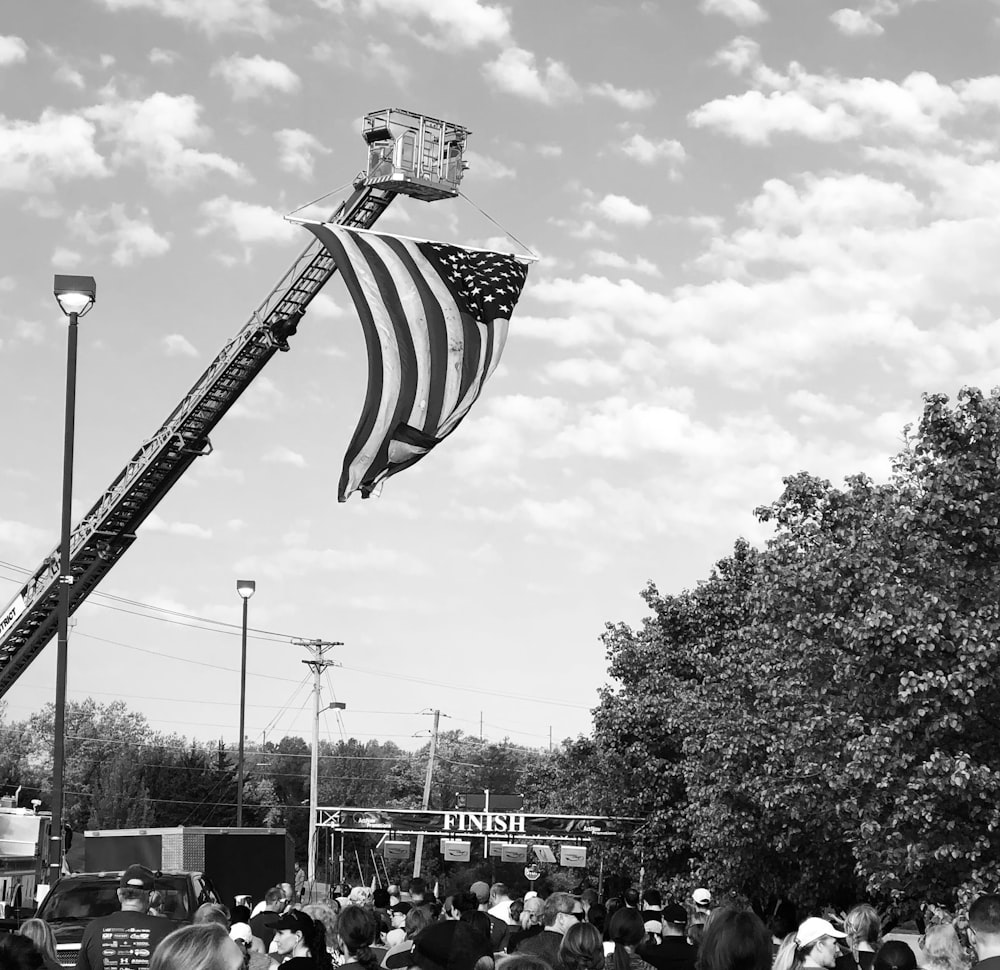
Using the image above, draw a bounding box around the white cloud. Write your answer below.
[713,36,762,76]
[95,0,283,35]
[307,293,346,319]
[85,92,247,188]
[238,543,427,579]
[356,0,511,48]
[483,47,579,105]
[620,133,686,172]
[831,8,885,35]
[588,250,661,276]
[0,36,27,66]
[141,512,212,539]
[213,54,301,100]
[0,110,108,191]
[263,446,307,468]
[464,150,515,179]
[0,518,49,551]
[275,128,331,179]
[68,204,170,265]
[588,82,655,111]
[699,0,768,25]
[541,357,625,387]
[787,389,865,423]
[519,496,595,531]
[365,41,411,86]
[54,65,85,88]
[162,334,198,357]
[198,196,299,249]
[228,375,285,419]
[52,247,83,268]
[149,48,179,65]
[592,193,653,227]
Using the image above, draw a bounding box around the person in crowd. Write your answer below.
[692,893,712,923]
[408,879,428,907]
[382,904,435,968]
[409,922,492,970]
[490,884,517,925]
[510,901,524,929]
[872,943,916,970]
[606,908,655,970]
[642,893,664,923]
[694,907,770,970]
[271,909,334,970]
[385,902,411,948]
[639,903,695,970]
[281,884,297,910]
[509,897,546,953]
[303,903,341,960]
[460,910,497,959]
[774,918,847,970]
[0,935,46,970]
[838,905,881,970]
[625,892,641,911]
[560,922,606,970]
[606,900,624,930]
[295,862,307,902]
[194,902,232,928]
[149,923,244,970]
[250,887,288,950]
[470,881,511,952]
[147,891,165,918]
[18,918,61,970]
[920,922,973,970]
[768,904,799,962]
[338,904,384,970]
[517,893,584,967]
[588,904,608,939]
[76,864,173,970]
[230,923,273,970]
[687,926,704,952]
[497,958,551,970]
[582,892,600,921]
[969,897,1000,970]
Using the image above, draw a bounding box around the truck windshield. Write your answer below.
[42,878,190,921]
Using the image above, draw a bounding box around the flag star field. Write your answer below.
[0,0,997,752]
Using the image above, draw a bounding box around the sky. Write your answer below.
[3,0,1000,765]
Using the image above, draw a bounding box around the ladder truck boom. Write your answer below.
[0,109,471,699]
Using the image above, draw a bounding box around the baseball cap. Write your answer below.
[270,910,315,935]
[692,888,711,906]
[230,923,252,945]
[469,881,490,904]
[390,902,412,915]
[644,919,663,935]
[119,865,155,891]
[795,918,846,948]
[663,903,688,924]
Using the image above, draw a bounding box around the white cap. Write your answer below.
[524,891,538,900]
[692,888,711,906]
[230,923,252,944]
[644,920,663,935]
[795,918,847,948]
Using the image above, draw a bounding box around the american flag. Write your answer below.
[304,224,530,501]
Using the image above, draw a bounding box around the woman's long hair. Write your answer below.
[845,906,882,960]
[606,908,646,970]
[150,924,236,970]
[696,908,771,970]
[560,922,606,970]
[339,904,380,970]
[920,923,972,970]
[18,919,59,964]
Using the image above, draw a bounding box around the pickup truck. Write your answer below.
[35,870,220,968]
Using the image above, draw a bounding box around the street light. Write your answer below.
[235,579,255,827]
[309,699,346,892]
[49,274,96,889]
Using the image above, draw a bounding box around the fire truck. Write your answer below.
[0,792,51,926]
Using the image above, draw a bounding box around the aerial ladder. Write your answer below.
[0,108,471,698]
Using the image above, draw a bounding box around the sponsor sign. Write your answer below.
[500,843,527,863]
[383,841,410,861]
[560,845,587,868]
[441,839,471,862]
[0,594,25,638]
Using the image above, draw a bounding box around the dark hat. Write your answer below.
[391,902,413,915]
[413,922,492,970]
[663,903,688,924]
[270,910,315,935]
[119,865,155,891]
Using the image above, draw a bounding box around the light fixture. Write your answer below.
[328,702,347,711]
[236,579,256,599]
[53,275,96,318]
[236,578,256,826]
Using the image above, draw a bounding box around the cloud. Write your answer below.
[541,357,625,387]
[307,293,346,319]
[52,247,83,268]
[198,196,299,251]
[54,65,85,88]
[365,41,411,87]
[588,250,661,276]
[162,334,198,357]
[141,512,212,539]
[68,204,171,265]
[237,543,428,579]
[85,92,247,188]
[588,82,656,111]
[275,128,331,179]
[0,518,49,552]
[0,36,27,66]
[263,446,307,468]
[464,150,515,179]
[592,193,653,226]
[483,47,579,104]
[356,0,511,48]
[830,8,885,35]
[0,110,108,191]
[519,496,595,531]
[95,0,284,36]
[699,0,769,25]
[228,375,285,419]
[212,54,301,100]
[149,48,179,65]
[620,133,686,174]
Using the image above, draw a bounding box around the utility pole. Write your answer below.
[293,638,343,887]
[412,709,440,878]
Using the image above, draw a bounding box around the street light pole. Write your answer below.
[236,579,256,827]
[50,275,96,889]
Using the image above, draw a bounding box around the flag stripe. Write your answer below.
[305,224,388,501]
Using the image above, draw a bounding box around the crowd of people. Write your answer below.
[0,867,997,970]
